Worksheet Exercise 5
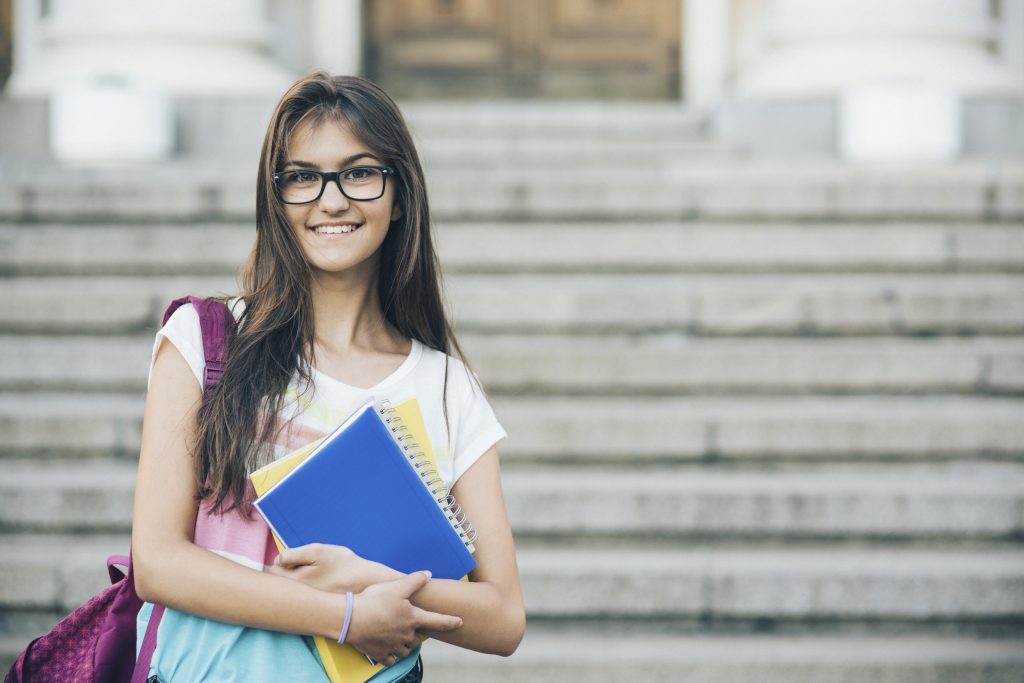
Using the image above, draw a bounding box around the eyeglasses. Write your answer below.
[272,165,395,204]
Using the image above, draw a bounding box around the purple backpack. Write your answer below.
[5,297,236,683]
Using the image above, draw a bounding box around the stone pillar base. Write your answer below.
[6,0,295,98]
[714,94,1024,159]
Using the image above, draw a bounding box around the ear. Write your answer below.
[390,203,403,223]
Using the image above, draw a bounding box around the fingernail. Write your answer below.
[421,570,432,579]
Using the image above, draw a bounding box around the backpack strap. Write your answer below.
[132,296,237,683]
[131,603,164,683]
[162,295,236,395]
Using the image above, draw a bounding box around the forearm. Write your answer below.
[411,577,525,656]
[268,556,523,655]
[134,539,346,640]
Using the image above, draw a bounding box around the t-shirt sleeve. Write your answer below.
[148,302,205,390]
[448,360,507,485]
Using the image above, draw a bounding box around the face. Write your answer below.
[280,119,402,284]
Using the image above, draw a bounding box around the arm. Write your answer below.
[131,339,462,661]
[271,445,526,656]
[408,445,526,656]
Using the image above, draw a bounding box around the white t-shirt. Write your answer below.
[142,300,504,681]
[151,299,506,490]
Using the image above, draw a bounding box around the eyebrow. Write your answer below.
[283,153,378,169]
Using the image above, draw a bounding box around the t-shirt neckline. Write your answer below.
[309,338,423,393]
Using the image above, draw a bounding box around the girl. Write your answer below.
[131,73,525,682]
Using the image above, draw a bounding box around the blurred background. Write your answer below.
[1,1,1023,681]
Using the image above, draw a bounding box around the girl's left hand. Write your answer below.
[267,544,403,593]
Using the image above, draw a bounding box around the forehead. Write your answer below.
[285,118,379,163]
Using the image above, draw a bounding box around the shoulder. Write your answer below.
[160,302,201,351]
[415,344,483,397]
[153,296,245,389]
[169,296,245,319]
[152,303,203,388]
[227,296,246,321]
[162,297,245,345]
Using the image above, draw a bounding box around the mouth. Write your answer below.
[309,223,363,235]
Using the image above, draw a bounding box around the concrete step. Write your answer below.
[0,533,131,613]
[466,335,1024,395]
[1,161,1020,221]
[495,395,1024,461]
[0,627,1020,683]
[2,393,1022,462]
[3,334,1021,395]
[2,534,1021,623]
[2,274,1023,335]
[3,221,1023,276]
[503,462,1024,541]
[445,273,1024,335]
[418,137,736,169]
[420,633,1024,683]
[517,545,1024,623]
[0,460,136,532]
[0,392,143,459]
[0,98,711,166]
[425,161,1024,222]
[402,100,709,139]
[434,221,1024,273]
[2,460,1022,541]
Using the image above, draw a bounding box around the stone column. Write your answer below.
[683,0,732,109]
[1001,0,1024,88]
[308,0,363,77]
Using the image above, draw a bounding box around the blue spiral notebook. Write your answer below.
[253,400,477,580]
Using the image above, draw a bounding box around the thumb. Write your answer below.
[412,605,463,633]
[275,545,317,569]
[394,570,431,597]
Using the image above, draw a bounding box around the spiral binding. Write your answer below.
[376,399,478,551]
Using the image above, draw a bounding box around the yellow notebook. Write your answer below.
[249,398,445,683]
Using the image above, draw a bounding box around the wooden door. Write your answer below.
[365,0,681,99]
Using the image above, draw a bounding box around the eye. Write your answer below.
[342,167,376,182]
[281,170,320,185]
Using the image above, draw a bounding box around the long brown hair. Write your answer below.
[194,73,464,515]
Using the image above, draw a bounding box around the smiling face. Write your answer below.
[281,118,402,284]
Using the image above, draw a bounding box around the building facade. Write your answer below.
[3,0,1023,159]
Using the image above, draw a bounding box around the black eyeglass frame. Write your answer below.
[271,165,396,204]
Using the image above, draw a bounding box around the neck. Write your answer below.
[308,269,393,354]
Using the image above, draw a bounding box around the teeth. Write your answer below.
[314,224,360,234]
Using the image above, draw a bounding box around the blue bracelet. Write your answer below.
[338,591,354,644]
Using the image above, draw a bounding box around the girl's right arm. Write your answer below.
[131,339,462,662]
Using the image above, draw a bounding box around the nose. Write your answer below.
[318,176,351,212]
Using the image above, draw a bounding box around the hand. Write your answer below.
[347,571,462,665]
[267,543,401,593]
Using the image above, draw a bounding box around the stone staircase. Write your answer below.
[1,102,1023,681]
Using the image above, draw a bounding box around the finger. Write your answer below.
[411,606,463,632]
[393,570,431,597]
[275,544,320,569]
[267,561,309,578]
